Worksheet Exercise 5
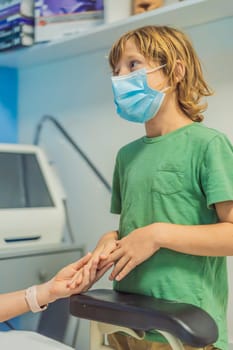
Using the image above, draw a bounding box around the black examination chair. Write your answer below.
[70,289,218,350]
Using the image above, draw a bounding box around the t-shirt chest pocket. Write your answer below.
[151,169,184,195]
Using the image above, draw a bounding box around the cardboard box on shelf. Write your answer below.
[35,0,104,43]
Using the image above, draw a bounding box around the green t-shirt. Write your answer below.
[111,122,233,350]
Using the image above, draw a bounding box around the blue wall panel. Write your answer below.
[0,67,18,331]
[0,67,18,143]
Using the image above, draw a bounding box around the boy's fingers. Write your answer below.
[103,241,118,257]
[96,262,114,281]
[109,256,131,281]
[114,259,135,281]
[99,248,123,268]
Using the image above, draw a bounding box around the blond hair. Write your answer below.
[108,25,213,122]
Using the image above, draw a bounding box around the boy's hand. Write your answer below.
[93,230,118,262]
[84,230,118,272]
[105,225,160,281]
[66,231,118,291]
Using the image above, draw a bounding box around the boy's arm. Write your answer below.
[107,200,233,282]
[156,200,233,256]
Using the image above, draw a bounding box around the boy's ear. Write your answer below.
[175,60,185,83]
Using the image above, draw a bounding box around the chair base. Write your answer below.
[89,321,185,350]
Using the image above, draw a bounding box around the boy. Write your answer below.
[72,25,233,350]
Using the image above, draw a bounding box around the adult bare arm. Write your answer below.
[0,253,93,322]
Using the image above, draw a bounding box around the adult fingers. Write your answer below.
[89,259,98,282]
[73,266,90,293]
[67,269,83,289]
[72,252,92,271]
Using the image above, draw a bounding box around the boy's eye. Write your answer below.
[111,59,142,76]
[113,69,120,76]
[129,60,140,70]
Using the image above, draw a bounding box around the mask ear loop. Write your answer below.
[147,64,170,93]
[146,64,167,74]
[161,86,170,93]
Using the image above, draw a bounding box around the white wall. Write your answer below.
[18,17,233,349]
[190,19,233,347]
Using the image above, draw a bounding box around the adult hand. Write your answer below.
[60,230,118,292]
[67,259,114,292]
[43,253,94,302]
[79,230,118,281]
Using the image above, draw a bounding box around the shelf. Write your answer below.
[0,0,232,69]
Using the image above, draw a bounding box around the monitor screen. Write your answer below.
[0,144,65,247]
[0,152,54,209]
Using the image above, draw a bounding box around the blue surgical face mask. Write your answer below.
[111,65,167,123]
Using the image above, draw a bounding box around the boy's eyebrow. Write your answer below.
[125,54,144,60]
[113,54,145,71]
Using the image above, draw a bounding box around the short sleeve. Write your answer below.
[200,134,233,207]
[110,153,121,214]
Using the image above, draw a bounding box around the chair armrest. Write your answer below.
[70,289,218,347]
